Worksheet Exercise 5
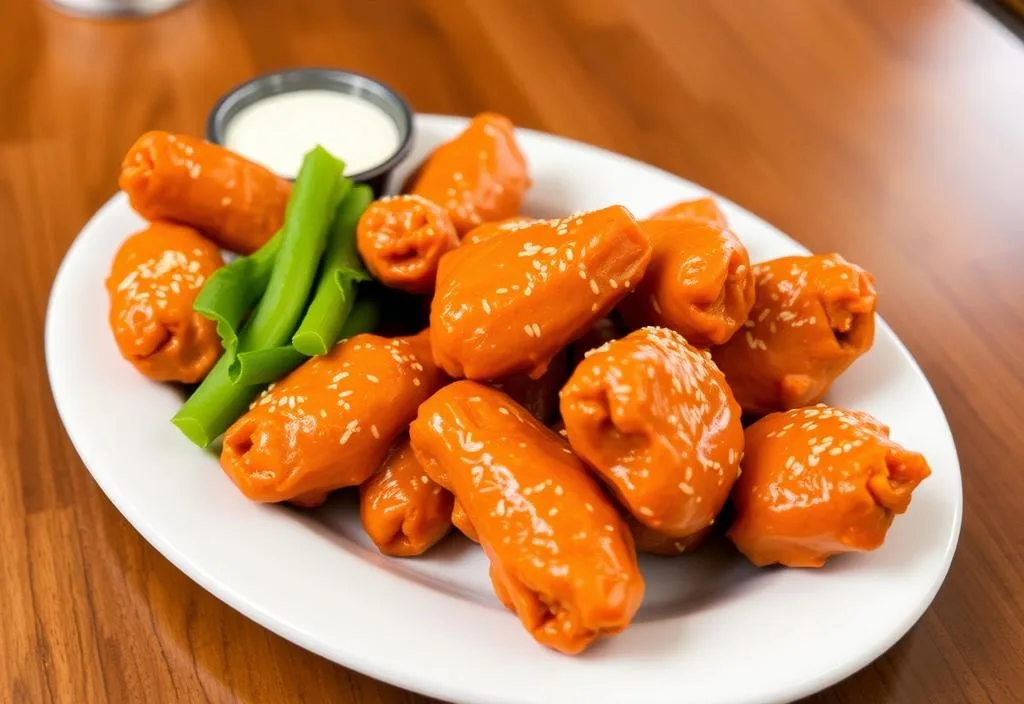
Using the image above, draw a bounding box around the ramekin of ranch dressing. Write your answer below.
[207,69,414,196]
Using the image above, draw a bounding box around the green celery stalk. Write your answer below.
[292,184,373,356]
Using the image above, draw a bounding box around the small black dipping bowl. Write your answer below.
[206,68,414,197]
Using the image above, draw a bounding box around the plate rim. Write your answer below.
[45,114,963,704]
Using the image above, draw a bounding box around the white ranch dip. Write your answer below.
[223,90,401,178]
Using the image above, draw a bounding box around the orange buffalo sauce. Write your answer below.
[120,130,291,254]
[430,205,651,380]
[712,254,876,415]
[561,327,744,546]
[649,197,728,227]
[409,113,530,236]
[410,381,644,654]
[728,405,930,567]
[360,436,453,557]
[620,204,755,347]
[220,331,447,506]
[357,195,459,294]
[106,221,224,383]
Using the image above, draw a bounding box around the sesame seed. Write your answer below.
[366,374,379,383]
[589,279,600,295]
[639,506,654,517]
[371,424,380,439]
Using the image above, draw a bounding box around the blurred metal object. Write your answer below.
[46,0,189,18]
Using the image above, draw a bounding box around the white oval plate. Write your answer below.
[47,115,961,704]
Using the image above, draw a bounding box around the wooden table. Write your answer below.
[2,0,1022,701]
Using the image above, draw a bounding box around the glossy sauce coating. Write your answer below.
[409,381,644,654]
[489,349,568,424]
[462,217,534,246]
[408,113,530,236]
[451,499,479,542]
[119,131,292,254]
[630,520,711,556]
[359,437,454,557]
[650,197,728,227]
[106,222,224,383]
[711,254,877,415]
[619,217,755,347]
[561,327,744,542]
[356,195,459,294]
[220,331,447,505]
[430,205,651,380]
[728,405,930,567]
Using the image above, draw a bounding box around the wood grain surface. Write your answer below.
[2,0,1022,702]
